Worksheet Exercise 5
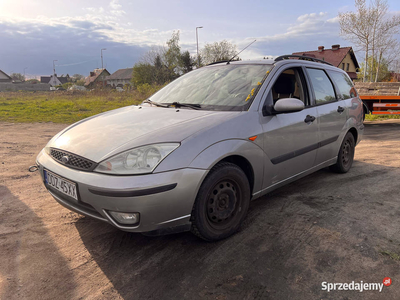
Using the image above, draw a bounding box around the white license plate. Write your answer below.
[44,170,78,201]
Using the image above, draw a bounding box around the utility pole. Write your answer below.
[23,67,28,80]
[52,60,58,86]
[101,48,106,69]
[196,26,203,67]
[53,60,57,76]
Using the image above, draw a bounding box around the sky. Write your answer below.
[1,0,399,78]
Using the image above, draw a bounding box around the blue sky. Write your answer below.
[1,0,399,77]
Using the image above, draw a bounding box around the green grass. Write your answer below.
[379,250,400,261]
[4,91,400,124]
[365,113,400,121]
[0,90,149,123]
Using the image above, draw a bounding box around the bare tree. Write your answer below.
[338,0,400,82]
[141,45,167,66]
[200,40,237,65]
[10,73,25,82]
[339,0,374,82]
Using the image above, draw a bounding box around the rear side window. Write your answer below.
[327,70,357,99]
[306,68,337,105]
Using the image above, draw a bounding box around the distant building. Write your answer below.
[107,68,133,87]
[0,70,13,83]
[84,69,110,88]
[292,44,360,80]
[41,74,70,87]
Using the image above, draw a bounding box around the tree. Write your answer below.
[338,0,400,82]
[358,55,392,81]
[132,31,193,87]
[180,50,194,73]
[164,31,182,75]
[10,73,25,82]
[200,40,237,65]
[132,63,157,86]
[72,74,84,82]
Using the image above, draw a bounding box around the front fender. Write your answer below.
[188,139,265,194]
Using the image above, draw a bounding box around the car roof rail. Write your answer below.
[207,60,229,66]
[274,55,333,66]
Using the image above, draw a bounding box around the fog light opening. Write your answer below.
[108,211,140,225]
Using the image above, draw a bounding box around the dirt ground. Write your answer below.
[0,120,399,300]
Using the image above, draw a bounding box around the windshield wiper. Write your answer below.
[143,99,169,108]
[168,102,202,110]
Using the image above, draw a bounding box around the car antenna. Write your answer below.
[226,39,256,65]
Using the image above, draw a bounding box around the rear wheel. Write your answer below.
[191,162,250,241]
[329,132,355,173]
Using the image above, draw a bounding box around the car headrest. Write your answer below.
[273,73,295,95]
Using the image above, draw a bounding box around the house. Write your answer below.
[41,74,70,87]
[0,70,13,83]
[84,68,110,88]
[107,68,133,87]
[292,45,360,80]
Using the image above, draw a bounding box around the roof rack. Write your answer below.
[274,55,333,66]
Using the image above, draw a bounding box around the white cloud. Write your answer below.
[327,16,339,23]
[235,12,345,60]
[109,0,126,17]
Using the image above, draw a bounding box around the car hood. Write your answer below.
[48,105,239,162]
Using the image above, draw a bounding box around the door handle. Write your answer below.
[304,115,316,124]
[337,106,345,113]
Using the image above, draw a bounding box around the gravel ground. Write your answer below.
[0,120,399,300]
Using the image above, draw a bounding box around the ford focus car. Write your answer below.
[36,56,364,241]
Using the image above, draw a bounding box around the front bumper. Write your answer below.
[36,150,208,233]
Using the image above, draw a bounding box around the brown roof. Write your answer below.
[108,68,133,80]
[292,46,360,69]
[347,72,358,80]
[84,69,110,86]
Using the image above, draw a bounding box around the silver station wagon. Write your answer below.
[36,56,364,241]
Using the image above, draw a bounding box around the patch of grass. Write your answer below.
[379,250,400,261]
[365,113,400,121]
[0,90,157,123]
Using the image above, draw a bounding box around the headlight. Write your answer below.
[94,143,179,175]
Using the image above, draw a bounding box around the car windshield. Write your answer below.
[149,64,273,111]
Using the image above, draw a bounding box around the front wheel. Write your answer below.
[329,132,355,173]
[191,162,250,241]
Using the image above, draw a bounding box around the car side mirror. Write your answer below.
[274,98,305,113]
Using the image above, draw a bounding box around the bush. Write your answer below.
[136,83,165,98]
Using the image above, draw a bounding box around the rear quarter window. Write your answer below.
[327,70,357,100]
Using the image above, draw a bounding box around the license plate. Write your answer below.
[44,170,78,201]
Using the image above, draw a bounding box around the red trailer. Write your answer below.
[360,95,400,115]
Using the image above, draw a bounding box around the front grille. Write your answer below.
[50,148,96,171]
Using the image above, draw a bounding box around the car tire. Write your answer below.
[191,162,250,241]
[329,132,355,173]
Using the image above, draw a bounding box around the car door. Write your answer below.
[259,66,319,189]
[305,68,347,165]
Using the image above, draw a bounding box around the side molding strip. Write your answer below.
[271,135,339,165]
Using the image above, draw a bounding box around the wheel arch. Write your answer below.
[216,155,254,196]
[189,139,264,196]
[348,127,358,144]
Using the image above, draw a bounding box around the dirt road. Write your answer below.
[1,120,399,299]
